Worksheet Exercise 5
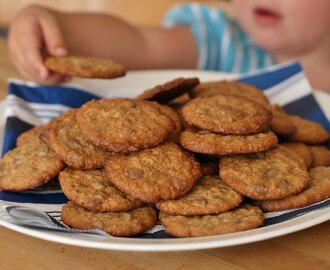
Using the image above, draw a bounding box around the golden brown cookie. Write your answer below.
[16,125,47,147]
[76,98,175,153]
[40,109,110,170]
[286,115,330,144]
[310,145,330,168]
[0,140,65,191]
[270,104,297,136]
[190,80,270,108]
[259,167,330,211]
[61,201,157,236]
[156,175,244,215]
[59,168,142,212]
[105,142,202,203]
[136,77,200,103]
[152,103,182,143]
[219,145,310,200]
[282,142,314,169]
[44,55,126,79]
[182,94,272,135]
[159,204,264,237]
[179,128,278,155]
[168,93,191,106]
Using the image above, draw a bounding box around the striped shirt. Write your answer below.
[163,3,274,73]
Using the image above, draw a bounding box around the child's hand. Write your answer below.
[8,5,69,85]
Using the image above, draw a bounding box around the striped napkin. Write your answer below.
[0,62,329,238]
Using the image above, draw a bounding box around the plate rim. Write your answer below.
[0,206,329,251]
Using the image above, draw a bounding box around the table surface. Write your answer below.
[0,35,330,270]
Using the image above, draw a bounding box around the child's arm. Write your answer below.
[8,5,198,85]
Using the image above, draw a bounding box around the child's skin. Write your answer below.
[233,0,330,91]
[8,0,330,91]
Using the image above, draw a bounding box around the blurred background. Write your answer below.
[0,0,231,26]
[0,0,231,99]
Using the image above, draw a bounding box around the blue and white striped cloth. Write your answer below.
[0,62,329,238]
[163,3,274,73]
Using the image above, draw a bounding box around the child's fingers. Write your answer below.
[8,15,46,80]
[39,13,67,57]
[14,31,50,80]
[10,38,68,85]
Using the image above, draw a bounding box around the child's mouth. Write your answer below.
[253,7,282,26]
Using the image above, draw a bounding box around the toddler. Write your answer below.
[8,0,330,91]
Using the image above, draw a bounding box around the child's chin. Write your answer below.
[252,35,289,52]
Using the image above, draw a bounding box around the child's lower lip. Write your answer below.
[253,8,282,26]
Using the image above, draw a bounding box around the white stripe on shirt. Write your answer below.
[191,4,208,69]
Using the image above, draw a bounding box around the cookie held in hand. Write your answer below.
[45,55,126,79]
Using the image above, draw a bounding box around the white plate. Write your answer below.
[0,70,329,252]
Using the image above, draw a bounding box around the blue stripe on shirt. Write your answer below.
[163,3,274,73]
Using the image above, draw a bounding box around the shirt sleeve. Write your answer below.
[162,3,230,71]
[163,3,274,73]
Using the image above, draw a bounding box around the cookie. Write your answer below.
[168,102,192,130]
[287,115,330,144]
[16,125,47,146]
[179,128,278,155]
[270,104,297,136]
[59,168,142,212]
[152,103,182,143]
[219,145,310,200]
[40,109,110,170]
[259,167,330,211]
[310,145,330,168]
[61,201,157,236]
[282,142,314,169]
[136,77,199,103]
[0,139,65,191]
[190,80,270,110]
[44,55,126,79]
[76,98,175,153]
[105,142,202,203]
[159,204,264,237]
[168,93,191,106]
[182,94,272,135]
[156,175,244,215]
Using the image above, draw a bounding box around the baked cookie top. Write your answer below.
[182,94,272,135]
[259,167,330,211]
[59,168,142,212]
[105,142,202,203]
[179,128,278,155]
[287,115,330,144]
[156,175,244,216]
[16,125,47,147]
[270,104,297,136]
[310,145,330,168]
[282,142,314,169]
[76,98,176,153]
[190,80,270,108]
[44,55,126,79]
[151,103,182,143]
[61,201,157,237]
[136,77,200,103]
[219,145,310,200]
[0,139,65,191]
[159,204,264,237]
[40,109,110,170]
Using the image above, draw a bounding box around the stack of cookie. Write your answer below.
[154,80,330,237]
[1,55,330,238]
